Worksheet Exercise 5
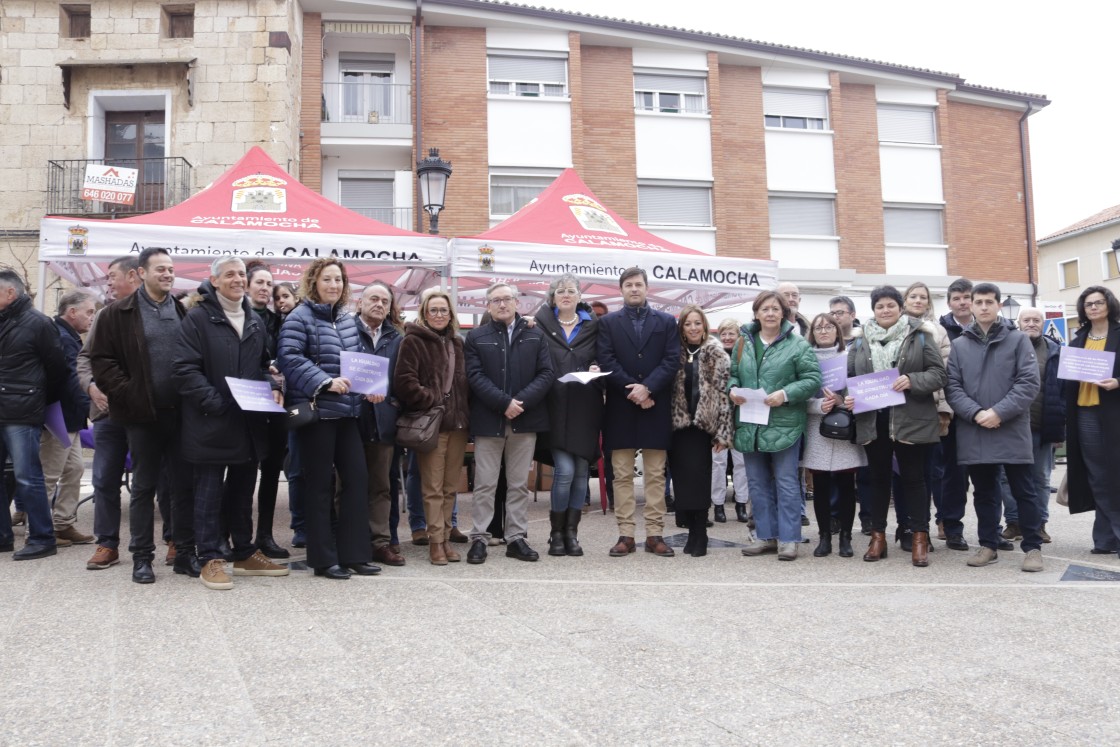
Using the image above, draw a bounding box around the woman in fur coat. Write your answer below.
[669,305,734,556]
[802,313,867,558]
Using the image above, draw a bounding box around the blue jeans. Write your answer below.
[0,424,55,547]
[406,449,457,531]
[743,440,803,543]
[91,418,131,548]
[550,448,589,512]
[970,462,1042,552]
[1031,434,1053,523]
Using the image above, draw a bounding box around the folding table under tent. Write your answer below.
[448,169,779,316]
[38,146,447,306]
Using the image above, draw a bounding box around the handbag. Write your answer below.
[396,336,456,453]
[285,397,319,431]
[819,407,855,442]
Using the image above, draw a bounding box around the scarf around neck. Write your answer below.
[863,317,909,372]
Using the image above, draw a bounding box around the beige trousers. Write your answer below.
[611,448,667,538]
[40,429,85,531]
[417,430,468,544]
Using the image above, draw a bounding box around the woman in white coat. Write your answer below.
[803,313,867,557]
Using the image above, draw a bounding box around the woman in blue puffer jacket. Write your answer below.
[277,258,379,580]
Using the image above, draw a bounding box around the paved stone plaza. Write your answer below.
[3,464,1119,746]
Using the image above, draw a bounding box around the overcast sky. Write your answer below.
[547,0,1118,237]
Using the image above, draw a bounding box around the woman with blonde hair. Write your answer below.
[277,258,379,579]
[393,288,470,565]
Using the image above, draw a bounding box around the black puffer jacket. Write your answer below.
[0,295,67,426]
[533,304,603,462]
[172,282,272,465]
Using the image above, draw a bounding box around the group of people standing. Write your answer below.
[2,254,1119,582]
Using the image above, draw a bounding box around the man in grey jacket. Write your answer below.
[946,283,1043,571]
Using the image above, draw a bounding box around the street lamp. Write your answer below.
[1112,238,1120,274]
[1001,294,1021,323]
[416,147,452,235]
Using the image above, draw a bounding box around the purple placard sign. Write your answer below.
[224,377,285,413]
[44,401,71,447]
[340,351,390,396]
[816,354,848,397]
[848,368,906,414]
[1057,346,1116,383]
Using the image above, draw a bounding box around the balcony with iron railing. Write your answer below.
[47,157,192,217]
[347,206,414,230]
[321,82,413,142]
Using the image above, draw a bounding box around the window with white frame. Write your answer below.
[488,53,567,98]
[633,71,707,114]
[1104,249,1120,280]
[768,195,836,236]
[638,183,712,226]
[878,104,937,144]
[1059,259,1080,290]
[489,171,559,217]
[339,177,395,223]
[884,206,944,245]
[763,88,829,130]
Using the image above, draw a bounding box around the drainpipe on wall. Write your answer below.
[414,0,423,234]
[1018,101,1037,305]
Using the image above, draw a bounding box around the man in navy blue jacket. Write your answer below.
[41,289,96,547]
[597,267,680,558]
[464,283,554,564]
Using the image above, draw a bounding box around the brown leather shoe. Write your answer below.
[165,541,177,566]
[429,542,447,565]
[448,527,469,544]
[86,545,119,570]
[442,541,461,563]
[389,543,401,555]
[644,536,675,557]
[863,530,887,562]
[56,526,95,544]
[372,545,405,567]
[411,529,429,546]
[609,536,636,557]
[936,521,946,540]
[912,531,930,567]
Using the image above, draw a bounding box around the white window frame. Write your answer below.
[883,204,945,247]
[633,70,708,115]
[767,193,837,238]
[1102,249,1120,281]
[763,87,829,131]
[877,104,938,145]
[637,181,713,227]
[1058,258,1080,290]
[489,168,561,219]
[487,52,568,99]
[337,173,396,222]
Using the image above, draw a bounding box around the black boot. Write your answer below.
[547,512,566,556]
[735,502,749,523]
[563,508,583,557]
[713,505,727,523]
[683,513,696,556]
[838,530,854,558]
[691,513,708,557]
[813,532,832,557]
[896,526,913,552]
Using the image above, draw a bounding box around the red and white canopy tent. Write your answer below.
[448,169,778,315]
[38,147,447,306]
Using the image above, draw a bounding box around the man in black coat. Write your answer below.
[90,247,196,584]
[354,281,405,567]
[40,289,96,547]
[173,257,289,590]
[0,269,68,559]
[597,267,680,558]
[464,283,554,564]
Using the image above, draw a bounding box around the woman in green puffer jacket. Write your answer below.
[730,290,822,561]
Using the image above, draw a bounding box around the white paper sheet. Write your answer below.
[557,370,611,384]
[730,387,770,425]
